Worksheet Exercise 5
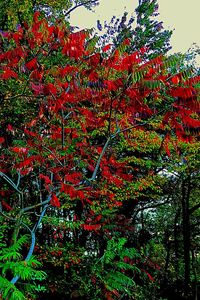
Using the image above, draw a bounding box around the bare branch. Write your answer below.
[64,0,99,17]
[0,171,22,194]
[43,146,64,167]
[10,193,54,285]
[90,137,111,181]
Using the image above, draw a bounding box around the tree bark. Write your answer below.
[181,176,191,298]
[174,208,181,279]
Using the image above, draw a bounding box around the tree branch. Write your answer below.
[89,110,165,183]
[0,171,22,194]
[90,136,111,181]
[10,193,55,285]
[64,0,99,17]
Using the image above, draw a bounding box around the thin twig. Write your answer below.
[0,171,22,194]
[64,0,99,17]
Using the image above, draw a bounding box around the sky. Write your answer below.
[70,0,200,64]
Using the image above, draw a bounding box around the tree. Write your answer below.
[96,0,172,60]
[133,0,172,58]
[0,12,200,299]
[0,0,99,30]
[133,139,200,299]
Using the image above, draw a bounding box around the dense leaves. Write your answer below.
[0,10,200,300]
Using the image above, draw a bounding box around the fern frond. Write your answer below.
[0,250,22,262]
[117,43,127,55]
[9,289,26,300]
[181,68,194,81]
[116,261,137,271]
[8,234,29,253]
[163,55,181,70]
[132,69,146,83]
[105,271,136,291]
[120,247,141,260]
[0,234,29,262]
[0,234,46,299]
[142,79,164,89]
[86,36,99,52]
[0,276,26,300]
[104,237,128,264]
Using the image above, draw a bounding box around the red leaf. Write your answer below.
[30,69,44,81]
[60,65,77,77]
[0,137,5,144]
[1,68,18,79]
[1,200,13,211]
[182,116,200,128]
[33,11,40,22]
[7,124,14,132]
[50,193,60,207]
[62,31,86,59]
[16,155,41,169]
[171,75,179,85]
[30,82,44,94]
[111,176,123,187]
[19,167,33,175]
[104,80,117,91]
[165,143,170,157]
[44,83,57,95]
[25,58,37,70]
[24,128,38,137]
[95,215,102,222]
[124,38,130,45]
[82,224,101,231]
[77,190,85,200]
[140,46,148,54]
[39,174,52,185]
[88,71,99,81]
[65,172,82,184]
[12,147,28,154]
[12,28,24,44]
[164,134,171,157]
[60,184,76,198]
[143,270,154,282]
[96,147,102,154]
[169,87,196,99]
[102,44,111,52]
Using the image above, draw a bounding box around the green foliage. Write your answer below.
[134,0,173,58]
[80,238,142,299]
[100,0,173,59]
[0,0,99,30]
[0,226,46,300]
[0,277,26,300]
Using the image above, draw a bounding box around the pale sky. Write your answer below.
[70,0,200,64]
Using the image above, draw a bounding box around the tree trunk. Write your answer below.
[174,208,181,279]
[181,176,191,298]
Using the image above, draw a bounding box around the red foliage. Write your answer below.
[142,269,154,282]
[1,200,13,211]
[39,174,52,185]
[0,14,200,297]
[102,44,111,52]
[82,224,101,231]
[0,68,18,79]
[0,137,5,144]
[50,193,60,207]
[25,58,38,70]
